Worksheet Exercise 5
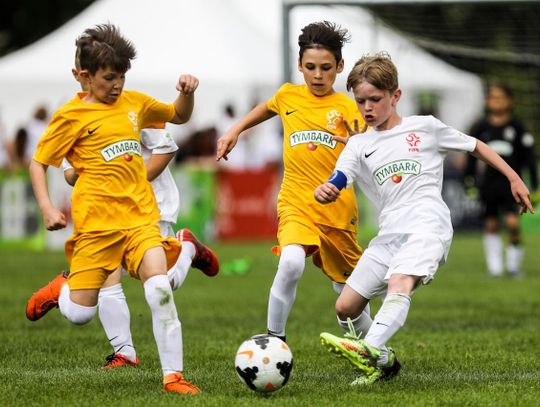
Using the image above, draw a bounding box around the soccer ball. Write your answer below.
[235,334,293,393]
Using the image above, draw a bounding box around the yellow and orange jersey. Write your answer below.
[267,83,364,232]
[34,90,176,233]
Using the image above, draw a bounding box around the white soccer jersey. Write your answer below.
[140,128,180,223]
[62,128,180,224]
[336,115,477,240]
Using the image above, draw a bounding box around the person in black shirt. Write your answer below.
[465,81,538,277]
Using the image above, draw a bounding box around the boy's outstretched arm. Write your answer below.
[472,140,534,214]
[29,160,67,230]
[216,102,276,161]
[171,74,199,124]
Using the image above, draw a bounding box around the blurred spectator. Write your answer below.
[24,105,49,164]
[175,127,218,164]
[10,127,29,171]
[464,81,538,278]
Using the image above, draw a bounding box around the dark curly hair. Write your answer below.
[298,21,351,64]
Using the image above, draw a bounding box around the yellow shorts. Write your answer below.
[65,223,181,290]
[273,213,362,283]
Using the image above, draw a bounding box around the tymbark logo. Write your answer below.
[101,140,142,162]
[289,130,336,149]
[373,159,421,185]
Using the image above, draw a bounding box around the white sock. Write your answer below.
[337,303,372,339]
[98,284,136,361]
[168,241,196,290]
[506,244,523,275]
[58,284,97,325]
[483,233,503,276]
[365,293,411,349]
[267,245,305,336]
[144,274,183,374]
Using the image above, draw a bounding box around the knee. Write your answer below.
[277,256,304,282]
[335,297,360,320]
[64,303,97,325]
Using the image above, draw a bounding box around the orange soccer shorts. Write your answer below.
[65,223,181,290]
[273,213,362,283]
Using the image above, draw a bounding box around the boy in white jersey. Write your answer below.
[315,53,533,385]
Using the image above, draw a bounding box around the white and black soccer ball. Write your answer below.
[235,334,293,393]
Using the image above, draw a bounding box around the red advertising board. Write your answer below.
[216,167,280,240]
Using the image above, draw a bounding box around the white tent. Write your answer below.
[0,0,482,141]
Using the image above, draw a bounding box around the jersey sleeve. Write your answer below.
[432,116,477,153]
[33,112,76,168]
[137,92,176,129]
[266,84,288,115]
[334,138,363,188]
[140,128,179,154]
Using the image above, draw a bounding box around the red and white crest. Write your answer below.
[406,133,420,152]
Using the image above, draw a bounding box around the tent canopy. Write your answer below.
[0,0,482,139]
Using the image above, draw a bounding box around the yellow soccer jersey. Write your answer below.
[267,83,364,232]
[34,90,176,233]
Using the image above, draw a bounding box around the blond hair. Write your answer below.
[346,52,398,92]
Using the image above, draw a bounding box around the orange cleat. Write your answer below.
[176,229,219,277]
[102,353,139,370]
[163,373,200,395]
[26,270,69,321]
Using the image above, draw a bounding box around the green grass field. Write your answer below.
[1,232,539,406]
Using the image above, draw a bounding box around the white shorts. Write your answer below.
[346,233,451,299]
[159,220,175,238]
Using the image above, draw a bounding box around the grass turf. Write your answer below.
[1,232,539,406]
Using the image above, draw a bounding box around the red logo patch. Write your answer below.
[406,133,420,152]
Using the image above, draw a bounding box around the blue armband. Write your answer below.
[327,170,347,190]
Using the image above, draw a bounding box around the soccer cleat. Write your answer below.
[163,373,200,395]
[176,229,219,277]
[320,332,380,376]
[350,368,383,386]
[380,347,401,380]
[102,353,139,370]
[267,330,286,343]
[26,270,69,321]
[350,347,402,386]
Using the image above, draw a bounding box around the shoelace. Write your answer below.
[343,317,362,341]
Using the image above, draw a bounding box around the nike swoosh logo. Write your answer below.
[375,322,389,327]
[237,350,254,359]
[88,125,101,135]
[364,149,377,158]
[286,110,298,116]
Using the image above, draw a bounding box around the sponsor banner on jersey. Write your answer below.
[289,130,337,149]
[373,159,421,185]
[101,140,142,162]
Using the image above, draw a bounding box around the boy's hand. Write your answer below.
[43,207,67,231]
[314,182,341,204]
[332,119,367,144]
[176,74,199,95]
[510,178,535,215]
[216,131,239,161]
